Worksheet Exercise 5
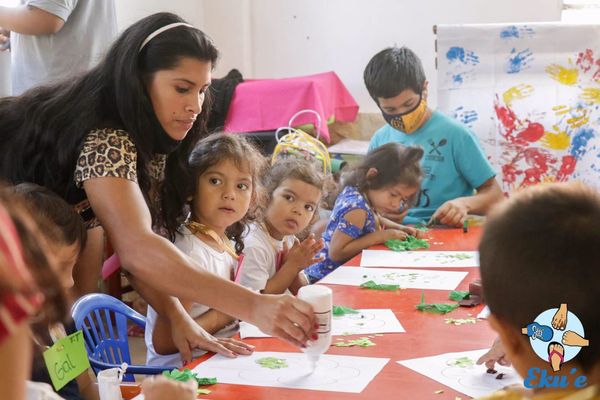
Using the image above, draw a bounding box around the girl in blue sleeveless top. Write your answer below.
[305,143,425,283]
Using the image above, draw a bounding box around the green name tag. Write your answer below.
[43,330,91,391]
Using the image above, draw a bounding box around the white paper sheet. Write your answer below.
[240,309,405,339]
[327,139,370,155]
[319,267,468,290]
[477,305,491,319]
[398,349,524,398]
[360,250,479,268]
[189,351,389,393]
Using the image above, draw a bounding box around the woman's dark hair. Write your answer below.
[0,12,219,228]
[344,143,423,202]
[12,183,87,251]
[164,133,267,253]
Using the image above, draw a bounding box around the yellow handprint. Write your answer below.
[552,105,571,116]
[546,64,579,86]
[503,84,534,106]
[540,126,570,151]
[566,107,590,129]
[580,87,600,104]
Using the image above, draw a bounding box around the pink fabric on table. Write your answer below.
[223,71,359,143]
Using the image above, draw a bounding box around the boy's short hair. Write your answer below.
[363,46,426,100]
[479,182,600,372]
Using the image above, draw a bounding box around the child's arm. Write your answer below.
[288,272,309,295]
[329,209,408,263]
[76,370,100,400]
[262,235,324,295]
[432,177,503,227]
[193,309,236,334]
[380,216,425,238]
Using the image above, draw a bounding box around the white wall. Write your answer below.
[214,0,562,112]
[0,0,563,107]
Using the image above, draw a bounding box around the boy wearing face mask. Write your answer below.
[364,47,503,227]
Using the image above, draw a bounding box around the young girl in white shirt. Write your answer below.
[239,158,326,295]
[146,133,265,367]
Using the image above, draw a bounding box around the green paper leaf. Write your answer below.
[385,236,430,252]
[446,356,475,368]
[163,368,217,386]
[416,291,459,314]
[332,337,376,347]
[43,330,90,391]
[332,305,360,316]
[448,290,470,301]
[256,357,288,369]
[360,280,399,291]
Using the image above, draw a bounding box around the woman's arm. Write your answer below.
[84,177,315,347]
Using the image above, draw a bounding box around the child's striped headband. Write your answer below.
[139,22,194,52]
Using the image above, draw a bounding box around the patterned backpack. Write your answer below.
[271,109,332,174]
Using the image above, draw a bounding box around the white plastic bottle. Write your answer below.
[297,285,332,372]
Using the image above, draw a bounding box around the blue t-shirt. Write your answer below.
[305,186,377,283]
[369,110,495,224]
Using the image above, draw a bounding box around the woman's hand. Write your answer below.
[250,294,316,347]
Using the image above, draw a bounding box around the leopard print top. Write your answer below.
[73,128,167,228]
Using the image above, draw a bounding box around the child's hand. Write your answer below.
[378,229,409,243]
[476,337,511,370]
[397,225,426,239]
[431,200,468,227]
[282,234,325,272]
[142,376,197,400]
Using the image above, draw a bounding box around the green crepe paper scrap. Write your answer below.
[385,236,430,252]
[332,305,360,316]
[448,290,470,301]
[360,280,399,291]
[415,222,430,232]
[162,369,217,386]
[256,357,288,369]
[332,337,376,347]
[445,252,472,260]
[446,356,475,368]
[445,317,477,325]
[416,291,459,314]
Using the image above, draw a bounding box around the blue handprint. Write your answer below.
[506,48,534,74]
[446,46,480,66]
[452,106,479,127]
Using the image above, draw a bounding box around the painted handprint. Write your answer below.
[540,125,570,151]
[546,63,579,86]
[506,48,534,74]
[580,87,600,104]
[446,46,480,66]
[452,106,479,127]
[499,25,535,39]
[502,84,534,106]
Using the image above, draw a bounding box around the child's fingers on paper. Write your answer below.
[217,338,255,355]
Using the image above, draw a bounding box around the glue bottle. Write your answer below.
[297,285,332,372]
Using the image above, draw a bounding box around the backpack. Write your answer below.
[271,109,332,174]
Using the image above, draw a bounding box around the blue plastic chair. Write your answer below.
[71,293,176,382]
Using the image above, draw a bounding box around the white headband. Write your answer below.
[139,22,194,52]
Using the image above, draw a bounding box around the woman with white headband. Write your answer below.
[0,12,317,361]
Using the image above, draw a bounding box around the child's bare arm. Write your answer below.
[152,300,194,355]
[262,236,324,294]
[193,309,236,334]
[329,209,408,263]
[288,272,309,295]
[380,216,425,238]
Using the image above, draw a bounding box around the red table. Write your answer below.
[176,227,495,400]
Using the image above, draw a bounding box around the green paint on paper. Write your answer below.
[256,357,288,369]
